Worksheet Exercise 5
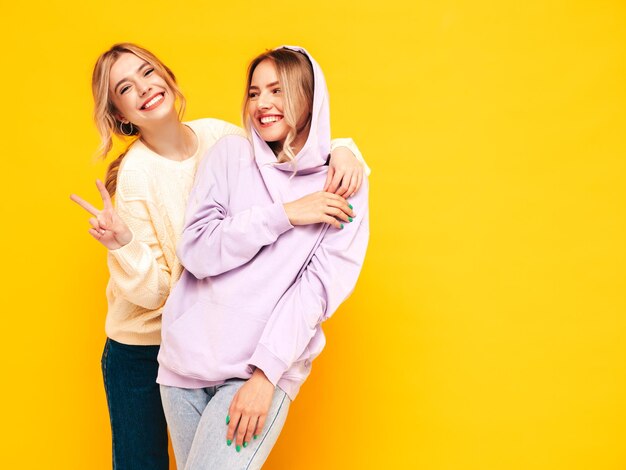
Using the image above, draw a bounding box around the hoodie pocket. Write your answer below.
[161,299,267,381]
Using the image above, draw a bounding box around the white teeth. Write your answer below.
[260,116,281,124]
[143,94,163,109]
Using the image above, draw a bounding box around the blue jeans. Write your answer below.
[161,381,290,470]
[101,338,169,470]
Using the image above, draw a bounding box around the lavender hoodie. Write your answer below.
[157,47,369,400]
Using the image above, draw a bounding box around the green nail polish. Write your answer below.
[254,435,258,440]
[227,439,232,446]
[349,204,353,209]
[236,445,242,452]
[226,415,230,425]
[348,217,353,222]
[340,223,344,229]
[243,442,248,448]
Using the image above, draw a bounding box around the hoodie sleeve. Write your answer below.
[248,180,370,386]
[177,136,294,279]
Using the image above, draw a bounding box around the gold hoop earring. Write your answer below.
[120,121,134,136]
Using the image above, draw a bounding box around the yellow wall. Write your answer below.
[1,1,625,468]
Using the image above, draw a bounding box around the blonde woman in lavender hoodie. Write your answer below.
[157,46,369,469]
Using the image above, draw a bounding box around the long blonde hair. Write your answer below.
[91,43,187,195]
[242,48,314,164]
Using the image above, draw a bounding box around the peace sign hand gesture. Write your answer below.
[70,180,133,250]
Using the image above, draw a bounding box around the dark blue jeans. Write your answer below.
[101,338,169,470]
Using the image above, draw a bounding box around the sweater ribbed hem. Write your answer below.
[106,328,162,346]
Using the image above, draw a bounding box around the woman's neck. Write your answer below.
[139,114,197,161]
[274,125,310,159]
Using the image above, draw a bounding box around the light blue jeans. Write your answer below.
[160,380,290,470]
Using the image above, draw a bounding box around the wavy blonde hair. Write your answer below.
[92,43,187,195]
[242,48,314,164]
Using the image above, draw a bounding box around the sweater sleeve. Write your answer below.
[177,136,294,279]
[248,179,370,386]
[106,169,172,310]
[330,138,371,176]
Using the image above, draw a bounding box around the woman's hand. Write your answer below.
[70,180,132,250]
[226,369,275,451]
[284,191,356,229]
[325,146,364,197]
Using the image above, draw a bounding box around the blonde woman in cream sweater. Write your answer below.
[70,43,368,470]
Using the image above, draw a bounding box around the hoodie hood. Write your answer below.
[249,46,331,174]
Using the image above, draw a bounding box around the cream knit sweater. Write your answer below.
[104,118,367,345]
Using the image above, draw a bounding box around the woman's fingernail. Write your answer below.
[254,435,258,440]
[226,415,230,425]
[236,445,242,452]
[340,224,344,229]
[227,439,232,446]
[348,217,353,222]
[243,442,248,448]
[349,204,353,209]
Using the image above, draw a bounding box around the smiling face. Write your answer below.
[243,50,315,161]
[247,59,290,146]
[108,52,176,130]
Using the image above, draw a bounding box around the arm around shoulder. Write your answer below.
[331,138,371,176]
